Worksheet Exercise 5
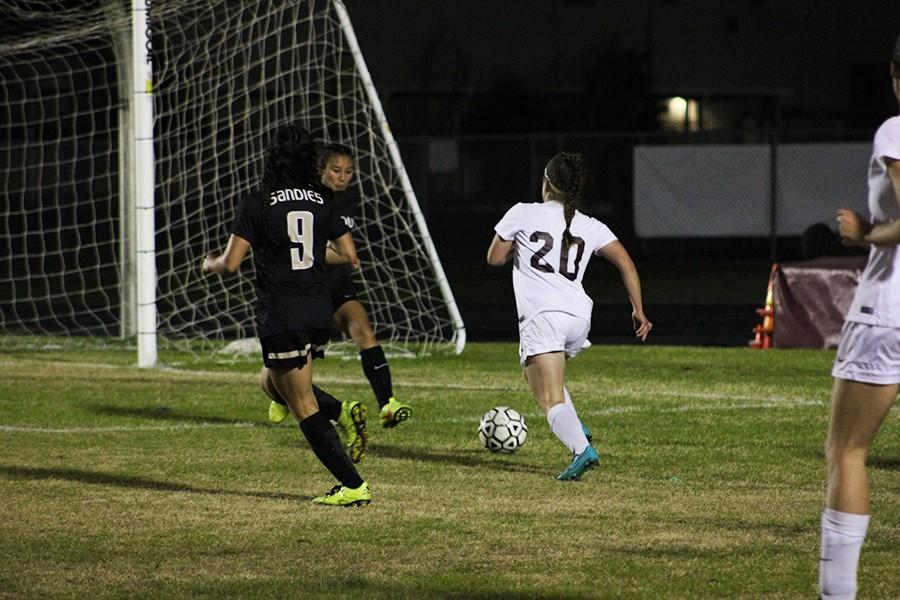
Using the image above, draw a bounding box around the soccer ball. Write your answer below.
[478,406,527,454]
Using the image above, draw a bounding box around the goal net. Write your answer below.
[0,0,465,363]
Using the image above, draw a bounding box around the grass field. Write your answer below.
[1,343,898,599]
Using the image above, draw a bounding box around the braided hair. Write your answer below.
[259,124,318,244]
[544,152,585,249]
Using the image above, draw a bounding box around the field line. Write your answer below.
[0,399,831,434]
[0,422,259,434]
[0,358,826,404]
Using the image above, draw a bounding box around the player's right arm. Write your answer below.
[202,234,251,275]
[488,204,520,266]
[486,234,514,266]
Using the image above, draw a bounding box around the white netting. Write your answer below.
[0,3,123,339]
[0,0,463,359]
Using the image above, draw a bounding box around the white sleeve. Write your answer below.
[494,203,522,241]
[590,218,618,254]
[875,117,900,162]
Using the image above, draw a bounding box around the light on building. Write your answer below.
[664,96,699,131]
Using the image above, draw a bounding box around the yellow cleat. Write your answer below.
[268,400,290,424]
[312,482,371,507]
[379,397,411,429]
[337,399,368,463]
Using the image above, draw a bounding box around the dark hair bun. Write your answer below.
[274,124,315,149]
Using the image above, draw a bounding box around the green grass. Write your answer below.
[0,343,898,599]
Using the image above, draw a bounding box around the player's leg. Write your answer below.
[522,351,565,415]
[269,363,369,506]
[260,366,291,424]
[561,319,594,443]
[521,312,597,480]
[261,365,343,425]
[523,370,590,442]
[819,378,896,599]
[335,299,410,427]
[562,385,593,442]
[825,380,897,512]
[524,352,597,480]
[524,353,588,452]
[313,383,368,463]
[334,300,388,405]
[309,384,365,461]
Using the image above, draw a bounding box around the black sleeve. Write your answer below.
[334,189,360,230]
[329,203,351,241]
[314,183,351,241]
[229,194,260,245]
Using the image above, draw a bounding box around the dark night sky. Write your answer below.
[343,0,898,119]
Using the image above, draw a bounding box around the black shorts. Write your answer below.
[325,267,359,311]
[260,329,330,369]
[256,288,332,340]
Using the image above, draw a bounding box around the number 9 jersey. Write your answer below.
[230,182,350,337]
[494,201,617,328]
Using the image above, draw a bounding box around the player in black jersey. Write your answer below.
[202,125,371,506]
[266,144,411,447]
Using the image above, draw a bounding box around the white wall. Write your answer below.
[633,142,870,237]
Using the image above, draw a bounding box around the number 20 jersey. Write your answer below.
[494,201,617,327]
[230,183,350,337]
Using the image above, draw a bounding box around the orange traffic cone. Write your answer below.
[749,262,777,349]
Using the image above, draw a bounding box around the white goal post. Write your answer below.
[0,0,466,365]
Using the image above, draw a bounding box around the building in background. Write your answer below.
[344,0,898,135]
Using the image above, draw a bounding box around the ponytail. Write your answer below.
[544,152,585,249]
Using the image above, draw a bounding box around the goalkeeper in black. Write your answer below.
[266,144,411,456]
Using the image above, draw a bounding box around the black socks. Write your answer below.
[312,385,341,421]
[360,345,392,408]
[299,411,363,489]
[272,384,341,422]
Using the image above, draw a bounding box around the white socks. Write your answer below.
[563,385,576,410]
[819,507,870,600]
[546,401,589,455]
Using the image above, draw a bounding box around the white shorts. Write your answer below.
[831,321,900,385]
[518,311,591,367]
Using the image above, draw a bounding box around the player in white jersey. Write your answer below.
[487,152,651,481]
[819,35,900,600]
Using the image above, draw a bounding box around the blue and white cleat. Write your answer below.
[556,445,600,481]
[581,422,593,444]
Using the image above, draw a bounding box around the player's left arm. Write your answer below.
[326,232,359,270]
[202,234,250,275]
[486,234,514,266]
[598,240,652,341]
[837,159,900,246]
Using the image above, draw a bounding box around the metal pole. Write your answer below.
[102,0,137,339]
[133,0,156,367]
[333,0,466,354]
[768,129,778,262]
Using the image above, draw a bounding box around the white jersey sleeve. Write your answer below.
[586,217,618,256]
[874,116,900,163]
[494,203,523,241]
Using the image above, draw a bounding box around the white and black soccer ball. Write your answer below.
[478,406,527,454]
